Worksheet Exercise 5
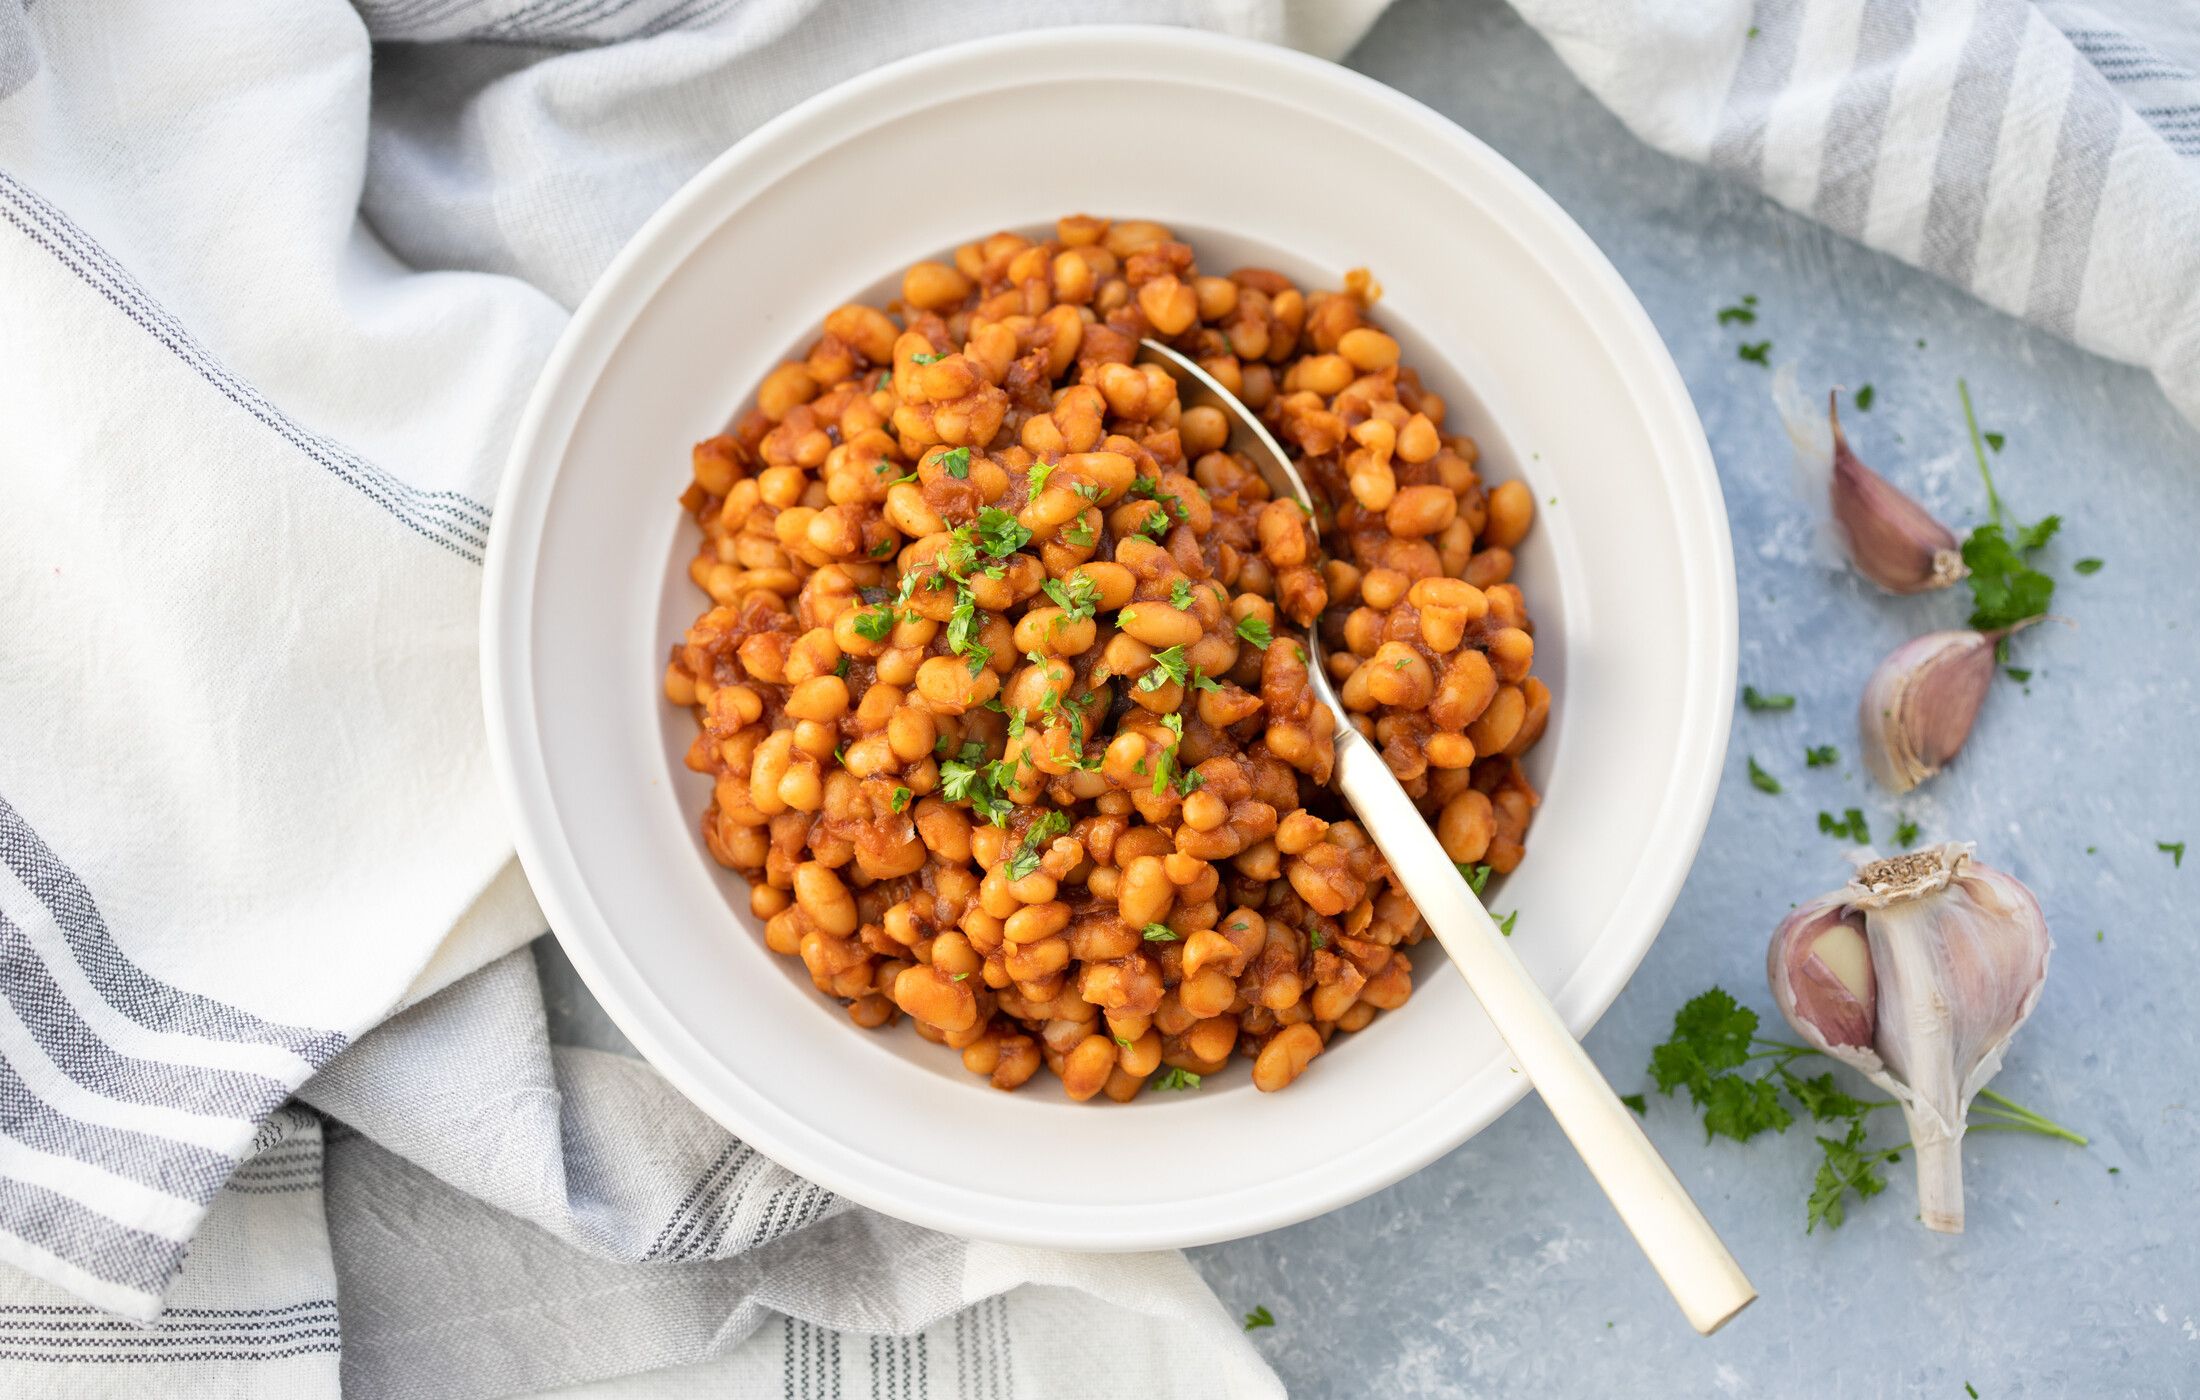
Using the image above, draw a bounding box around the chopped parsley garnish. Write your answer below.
[910,350,946,365]
[1137,507,1171,539]
[852,607,896,642]
[1041,572,1100,623]
[869,537,896,558]
[1818,808,1871,843]
[1004,809,1072,881]
[1189,670,1222,693]
[1170,578,1195,610]
[952,971,969,981]
[1984,431,2005,453]
[939,753,1013,828]
[1150,712,1187,797]
[1154,1067,1202,1091]
[1621,1093,1647,1115]
[1138,644,1189,693]
[834,656,850,678]
[1496,910,1518,936]
[1027,459,1056,495]
[1804,745,1838,767]
[2073,557,2103,575]
[945,588,991,674]
[1854,384,1875,411]
[2004,667,2032,683]
[1243,1306,1274,1332]
[1457,862,1493,893]
[1747,756,1782,794]
[1142,923,1179,942]
[938,445,970,479]
[1235,615,1273,649]
[890,786,912,813]
[2161,840,2187,868]
[1716,295,1757,326]
[1737,341,1771,366]
[974,506,1031,558]
[1308,926,1325,950]
[1061,517,1096,548]
[1894,815,1919,847]
[1741,686,1795,712]
[1069,480,1102,501]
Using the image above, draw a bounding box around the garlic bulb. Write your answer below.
[1767,844,2052,1232]
[1774,366,1966,594]
[1857,628,1999,793]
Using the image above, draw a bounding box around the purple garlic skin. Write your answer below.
[1767,843,2053,1233]
[1858,630,1999,793]
[1827,395,1968,595]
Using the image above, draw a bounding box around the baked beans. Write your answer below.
[667,216,1548,1099]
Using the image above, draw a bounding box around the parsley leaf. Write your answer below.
[1061,517,1096,548]
[1170,578,1195,610]
[1894,815,1920,848]
[1041,571,1100,624]
[1235,615,1273,649]
[1495,910,1518,937]
[1737,341,1772,366]
[1742,686,1795,712]
[1456,863,1493,894]
[1141,923,1179,942]
[974,506,1032,558]
[945,588,991,674]
[1804,744,1838,767]
[1817,808,1871,843]
[852,607,896,642]
[890,786,912,813]
[1620,1093,1647,1116]
[1807,1120,1892,1234]
[1747,756,1782,794]
[2073,557,2103,575]
[937,445,970,479]
[2161,840,2186,868]
[1854,384,1875,411]
[910,351,946,365]
[1154,1067,1202,1091]
[1004,809,1072,882]
[1963,525,2056,631]
[1716,303,1757,326]
[1648,988,1758,1100]
[1138,644,1190,693]
[1242,1305,1274,1332]
[1027,460,1056,496]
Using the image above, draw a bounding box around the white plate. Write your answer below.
[484,26,1736,1252]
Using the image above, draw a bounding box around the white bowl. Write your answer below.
[484,25,1735,1252]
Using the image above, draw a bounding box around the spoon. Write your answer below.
[1139,340,1756,1336]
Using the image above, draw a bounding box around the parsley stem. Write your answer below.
[1958,377,2003,527]
[1971,1088,2088,1145]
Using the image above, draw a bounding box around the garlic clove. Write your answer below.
[1774,367,1967,593]
[1857,629,1999,793]
[1826,395,1968,594]
[1767,895,1878,1052]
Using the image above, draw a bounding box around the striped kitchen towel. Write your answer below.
[0,0,1380,1395]
[1507,0,2200,425]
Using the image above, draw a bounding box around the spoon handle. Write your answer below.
[1329,731,1756,1335]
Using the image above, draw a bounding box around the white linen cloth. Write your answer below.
[1508,0,2200,424]
[2,0,2196,1395]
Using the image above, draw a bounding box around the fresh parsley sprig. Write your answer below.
[1638,988,2084,1232]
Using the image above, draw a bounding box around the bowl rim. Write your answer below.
[483,23,1737,1250]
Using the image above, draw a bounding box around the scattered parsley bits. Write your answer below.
[1804,745,1838,767]
[1141,923,1179,942]
[1496,910,1518,936]
[1154,1067,1202,1091]
[938,445,971,479]
[890,786,912,813]
[1737,341,1772,366]
[1235,615,1273,649]
[2161,841,2187,868]
[1854,384,1875,411]
[1818,808,1872,843]
[1041,571,1100,623]
[1243,1306,1274,1332]
[1742,686,1796,712]
[2004,666,2032,683]
[1456,862,1493,894]
[1747,756,1783,794]
[1027,459,1056,495]
[1958,379,2058,634]
[1716,300,1757,326]
[1966,1386,1979,1400]
[1894,815,1920,848]
[1170,578,1195,610]
[1984,431,2005,453]
[910,351,946,365]
[1620,1093,1647,1115]
[951,971,970,981]
[1062,517,1096,547]
[1307,926,1326,950]
[2073,557,2103,575]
